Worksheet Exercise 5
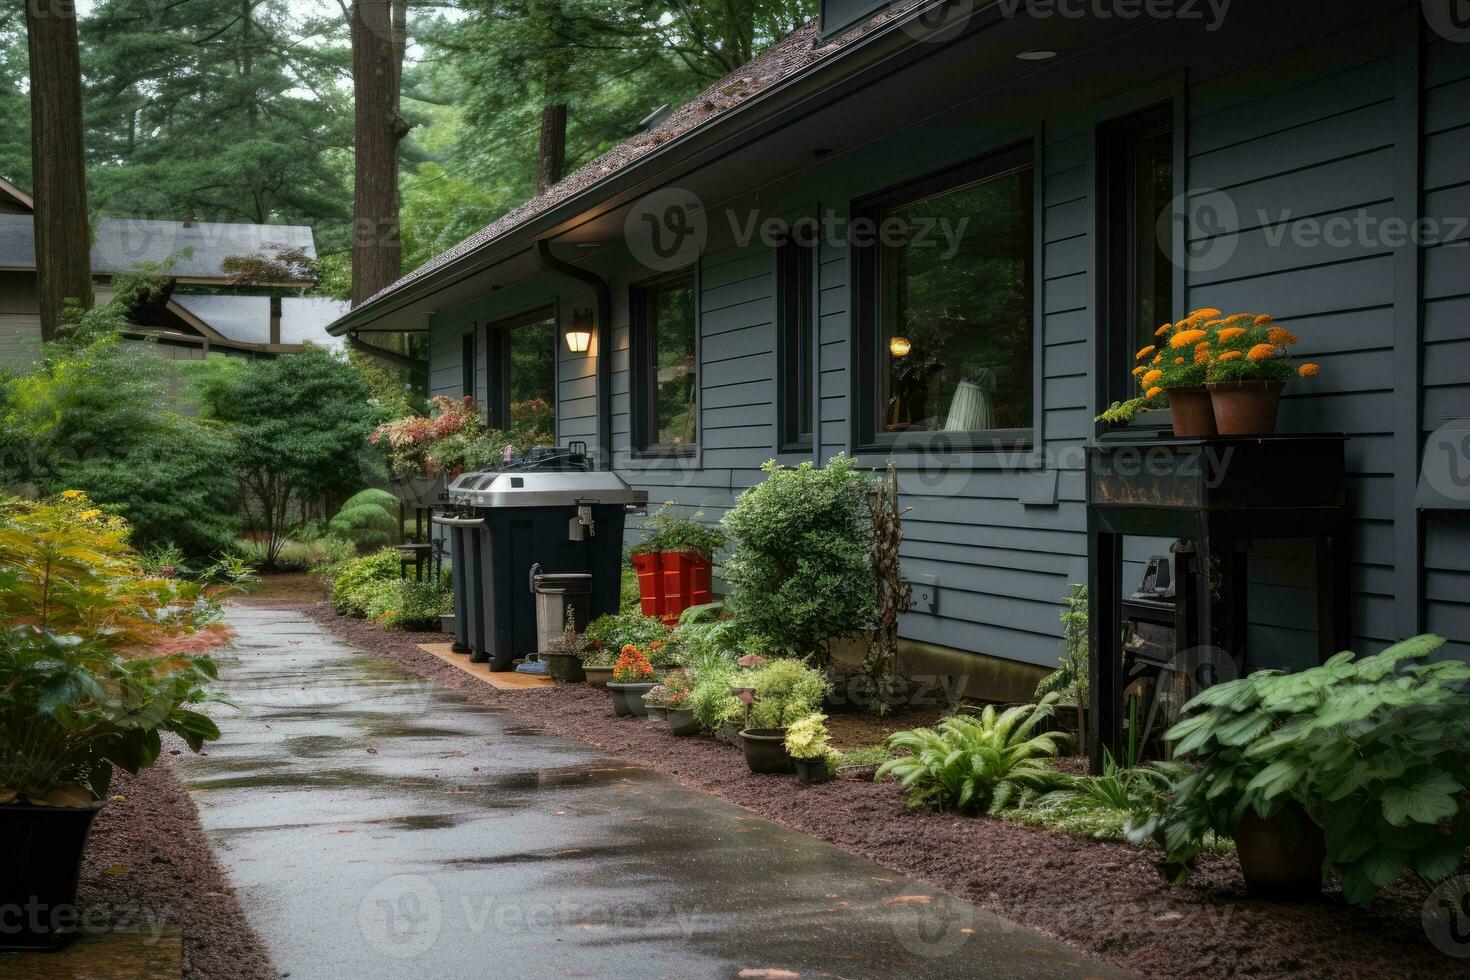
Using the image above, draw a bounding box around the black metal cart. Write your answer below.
[1085,434,1352,772]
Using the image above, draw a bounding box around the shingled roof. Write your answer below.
[352,4,927,311]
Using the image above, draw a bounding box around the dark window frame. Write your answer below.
[776,233,816,452]
[629,269,698,458]
[483,306,558,431]
[1096,102,1178,436]
[460,330,476,401]
[853,141,1038,454]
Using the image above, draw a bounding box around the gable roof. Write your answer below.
[0,212,318,283]
[170,294,348,350]
[0,177,34,213]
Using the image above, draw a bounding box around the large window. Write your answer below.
[631,273,697,455]
[856,144,1035,450]
[1098,104,1175,422]
[777,235,815,450]
[486,310,557,443]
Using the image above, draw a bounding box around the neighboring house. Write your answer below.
[0,177,345,365]
[328,0,1470,697]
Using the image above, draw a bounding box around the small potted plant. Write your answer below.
[740,659,830,774]
[645,670,697,733]
[629,502,725,624]
[784,714,841,784]
[1202,313,1319,435]
[606,644,657,717]
[539,610,587,683]
[581,613,673,687]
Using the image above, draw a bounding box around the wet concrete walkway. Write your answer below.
[174,606,1128,979]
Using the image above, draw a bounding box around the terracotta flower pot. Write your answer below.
[1207,380,1285,436]
[1166,386,1217,438]
[1235,804,1325,900]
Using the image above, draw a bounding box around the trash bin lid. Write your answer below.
[533,572,593,594]
[448,470,638,508]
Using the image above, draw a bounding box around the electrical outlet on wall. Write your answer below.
[906,573,938,615]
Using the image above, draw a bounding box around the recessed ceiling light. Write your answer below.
[1016,50,1058,61]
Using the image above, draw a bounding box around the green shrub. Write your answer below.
[330,547,404,616]
[876,696,1068,814]
[721,455,876,661]
[687,664,743,733]
[748,658,829,729]
[237,535,354,573]
[1006,751,1171,841]
[583,611,674,665]
[630,501,725,559]
[328,488,400,550]
[364,578,451,630]
[1127,634,1470,905]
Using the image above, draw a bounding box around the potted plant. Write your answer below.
[645,670,697,733]
[606,645,657,717]
[1126,634,1470,903]
[581,613,674,687]
[539,611,587,683]
[1201,313,1319,435]
[1098,308,1220,436]
[740,659,830,774]
[629,503,725,624]
[785,714,841,784]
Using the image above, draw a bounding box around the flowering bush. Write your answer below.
[611,644,656,683]
[643,669,694,709]
[371,395,485,476]
[583,612,674,666]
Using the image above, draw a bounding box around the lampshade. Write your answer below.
[565,309,594,352]
[888,336,912,357]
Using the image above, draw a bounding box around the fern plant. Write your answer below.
[876,694,1069,813]
[1008,749,1171,839]
[328,489,400,550]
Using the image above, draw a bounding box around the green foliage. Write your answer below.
[1095,397,1149,425]
[722,455,877,661]
[836,744,891,768]
[365,578,453,631]
[0,626,223,803]
[1036,585,1089,703]
[237,535,354,574]
[876,696,1069,814]
[329,548,405,617]
[1127,635,1470,904]
[328,489,400,550]
[620,563,641,614]
[687,664,743,733]
[748,658,829,729]
[630,502,726,559]
[784,713,834,760]
[193,348,384,567]
[1007,751,1172,841]
[583,611,674,666]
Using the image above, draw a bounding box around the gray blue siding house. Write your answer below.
[330,0,1470,696]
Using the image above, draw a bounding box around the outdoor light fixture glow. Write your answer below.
[889,336,912,357]
[565,309,594,353]
[1016,50,1058,61]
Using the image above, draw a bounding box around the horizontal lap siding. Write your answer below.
[1422,35,1470,664]
[1187,51,1397,664]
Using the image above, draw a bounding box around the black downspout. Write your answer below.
[535,239,613,470]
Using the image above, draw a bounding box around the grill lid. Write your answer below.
[447,469,639,508]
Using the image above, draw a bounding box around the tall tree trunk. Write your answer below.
[25,0,93,341]
[350,0,409,306]
[537,103,566,194]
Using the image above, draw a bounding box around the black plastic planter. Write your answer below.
[1,801,106,950]
[739,728,794,774]
[541,652,585,683]
[667,708,699,737]
[792,757,829,784]
[645,704,669,723]
[582,665,613,688]
[607,681,656,717]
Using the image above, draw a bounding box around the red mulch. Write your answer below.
[293,599,1456,980]
[72,760,277,979]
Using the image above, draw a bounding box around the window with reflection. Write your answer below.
[631,273,697,454]
[487,311,556,443]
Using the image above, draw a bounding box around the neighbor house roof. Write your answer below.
[0,212,318,283]
[170,294,347,351]
[333,1,936,331]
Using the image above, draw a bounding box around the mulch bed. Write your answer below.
[72,759,277,980]
[293,598,1454,980]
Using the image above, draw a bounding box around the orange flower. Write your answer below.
[1298,363,1320,377]
[1170,329,1207,349]
[1219,350,1243,362]
[621,643,637,654]
[1154,323,1173,337]
[1194,347,1212,365]
[1253,313,1273,325]
[1267,326,1299,346]
[1132,365,1149,377]
[1142,369,1164,386]
[1247,343,1276,362]
[1145,386,1163,399]
[1136,345,1156,361]
[1152,353,1163,364]
[1175,356,1186,364]
[1189,307,1222,319]
[1217,326,1247,343]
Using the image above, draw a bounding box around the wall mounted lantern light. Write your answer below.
[565,308,594,353]
[888,335,912,358]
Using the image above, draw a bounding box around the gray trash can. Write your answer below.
[532,569,592,653]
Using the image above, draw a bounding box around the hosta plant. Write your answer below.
[1127,634,1470,904]
[877,695,1068,814]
